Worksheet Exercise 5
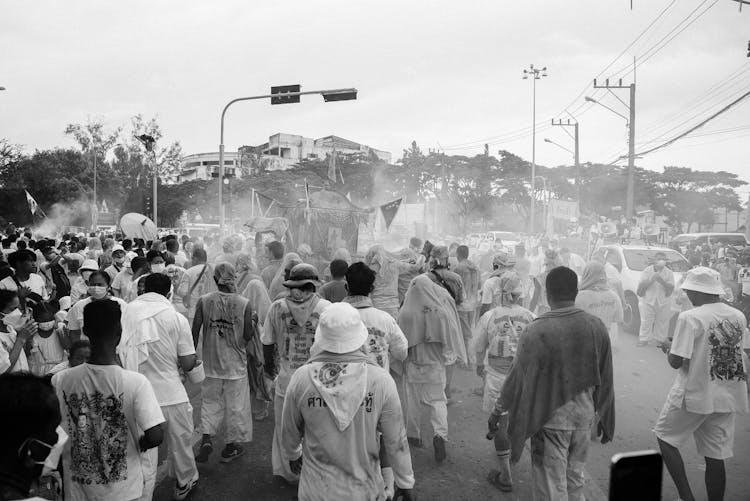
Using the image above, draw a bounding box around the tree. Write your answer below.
[0,139,23,172]
[652,166,747,232]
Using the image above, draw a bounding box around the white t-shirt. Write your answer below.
[668,302,750,414]
[347,298,408,374]
[30,328,67,376]
[52,364,164,501]
[111,269,137,303]
[481,275,503,307]
[576,289,624,328]
[67,297,129,339]
[639,265,675,305]
[137,309,195,406]
[0,327,30,373]
[0,273,49,300]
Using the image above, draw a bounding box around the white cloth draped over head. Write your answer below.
[117,292,170,371]
[579,262,610,292]
[397,274,467,365]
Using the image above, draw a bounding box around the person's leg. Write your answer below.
[653,302,672,344]
[197,377,224,461]
[530,429,570,501]
[165,403,199,488]
[704,458,726,501]
[271,389,298,483]
[566,430,590,501]
[444,364,454,400]
[657,438,695,501]
[694,412,735,501]
[492,411,513,487]
[425,382,449,463]
[638,301,655,344]
[224,376,253,445]
[404,381,423,444]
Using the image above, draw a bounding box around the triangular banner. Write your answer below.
[380,198,402,230]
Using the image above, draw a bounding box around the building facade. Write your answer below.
[178,152,241,182]
[178,133,391,182]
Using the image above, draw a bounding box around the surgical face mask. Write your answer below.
[38,320,56,331]
[19,426,69,476]
[87,286,108,299]
[2,308,25,330]
[151,263,166,274]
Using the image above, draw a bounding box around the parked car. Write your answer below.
[598,244,691,334]
[669,232,749,253]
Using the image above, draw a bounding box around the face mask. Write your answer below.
[19,426,69,476]
[87,286,108,299]
[2,308,25,330]
[38,320,56,331]
[151,263,166,274]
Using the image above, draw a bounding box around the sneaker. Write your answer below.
[173,475,198,500]
[407,437,423,448]
[220,444,245,463]
[195,442,212,463]
[433,435,447,463]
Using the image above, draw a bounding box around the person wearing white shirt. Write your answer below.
[0,250,50,303]
[0,290,36,374]
[656,267,750,501]
[66,270,128,342]
[128,273,200,501]
[52,298,165,501]
[637,252,675,347]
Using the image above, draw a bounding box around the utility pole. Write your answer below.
[593,78,636,219]
[522,64,548,234]
[550,118,580,202]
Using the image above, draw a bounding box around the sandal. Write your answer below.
[487,469,513,492]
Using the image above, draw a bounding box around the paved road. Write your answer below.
[152,332,750,500]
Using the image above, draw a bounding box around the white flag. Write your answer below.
[25,190,40,216]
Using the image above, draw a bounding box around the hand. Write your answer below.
[597,422,611,444]
[659,339,672,354]
[17,319,38,340]
[393,487,414,501]
[476,364,485,378]
[487,411,501,434]
[289,456,303,475]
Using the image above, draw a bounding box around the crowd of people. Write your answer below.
[0,228,748,501]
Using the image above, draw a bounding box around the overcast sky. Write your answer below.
[1,0,749,195]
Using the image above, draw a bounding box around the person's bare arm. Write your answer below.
[192,298,204,348]
[243,303,255,342]
[139,423,164,451]
[178,354,198,372]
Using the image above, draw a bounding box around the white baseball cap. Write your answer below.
[312,303,369,354]
[680,267,724,295]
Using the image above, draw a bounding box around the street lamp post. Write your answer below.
[218,87,357,235]
[135,135,157,225]
[522,65,547,234]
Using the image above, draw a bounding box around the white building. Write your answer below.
[178,133,391,182]
[178,152,241,182]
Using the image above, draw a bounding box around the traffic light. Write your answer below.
[322,90,357,102]
[144,194,152,214]
[271,84,301,105]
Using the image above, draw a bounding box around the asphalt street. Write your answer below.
[152,331,750,500]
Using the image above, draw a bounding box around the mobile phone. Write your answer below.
[609,450,662,501]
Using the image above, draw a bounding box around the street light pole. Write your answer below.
[522,65,547,234]
[218,87,357,235]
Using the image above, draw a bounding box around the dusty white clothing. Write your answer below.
[282,355,415,501]
[638,265,675,304]
[654,400,737,460]
[0,327,30,373]
[112,269,137,303]
[69,277,88,304]
[667,302,750,414]
[0,273,49,299]
[29,329,66,376]
[52,364,165,501]
[342,295,408,374]
[200,376,252,443]
[161,402,198,486]
[67,296,129,340]
[405,379,448,440]
[576,289,624,348]
[134,294,196,406]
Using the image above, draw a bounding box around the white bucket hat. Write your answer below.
[312,303,369,354]
[80,259,99,272]
[680,266,724,295]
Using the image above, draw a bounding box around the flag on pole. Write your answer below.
[327,148,337,182]
[25,190,45,217]
[380,198,402,230]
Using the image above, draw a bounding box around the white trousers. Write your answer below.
[200,376,253,443]
[405,381,449,440]
[638,300,672,344]
[162,402,199,486]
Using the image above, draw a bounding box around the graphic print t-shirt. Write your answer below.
[52,364,164,501]
[669,302,750,414]
[475,304,535,375]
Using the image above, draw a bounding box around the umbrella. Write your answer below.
[119,212,157,241]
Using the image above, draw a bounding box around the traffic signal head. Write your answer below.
[322,90,357,102]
